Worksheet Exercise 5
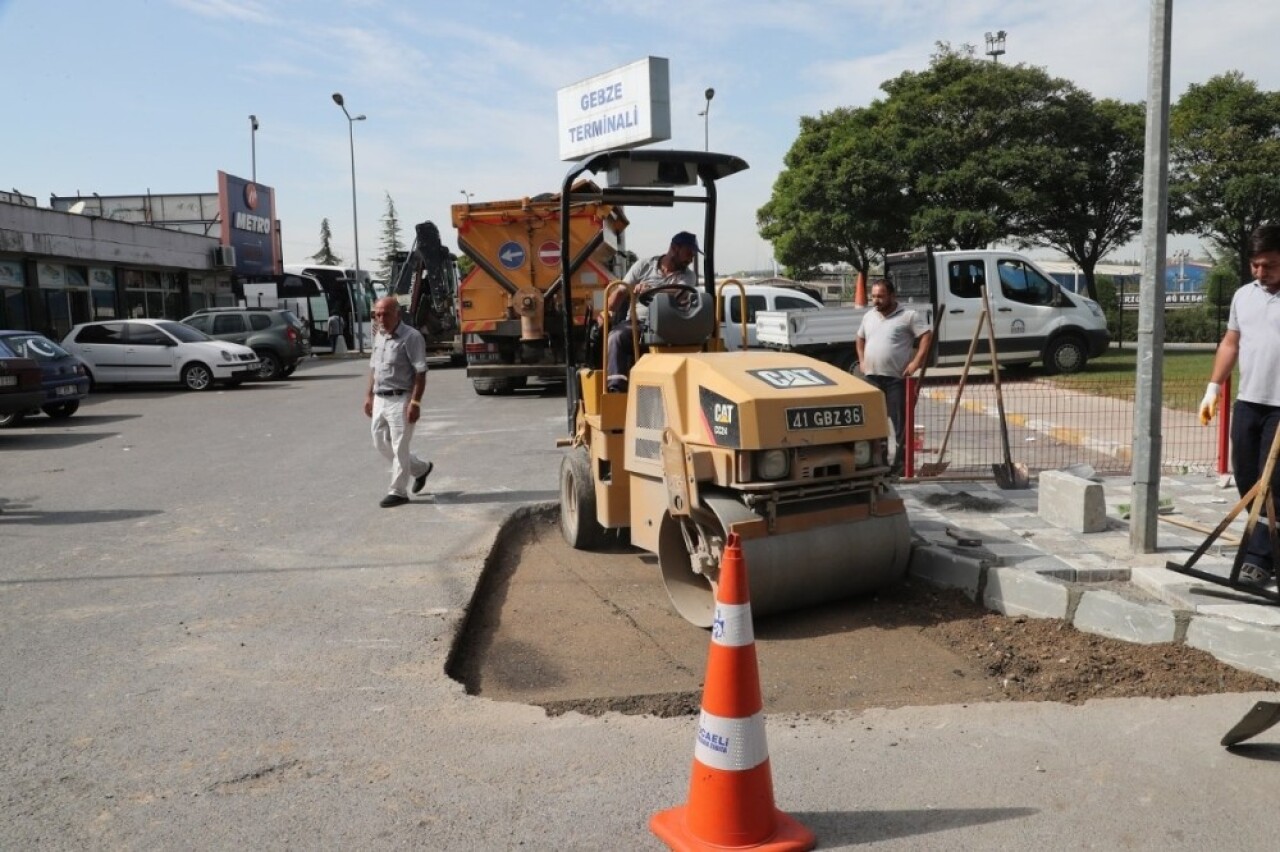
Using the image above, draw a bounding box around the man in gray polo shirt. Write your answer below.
[364,297,432,508]
[1201,224,1280,588]
[856,279,932,474]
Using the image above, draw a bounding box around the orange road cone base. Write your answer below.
[650,805,815,852]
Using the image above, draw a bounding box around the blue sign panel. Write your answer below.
[498,241,526,270]
[218,170,279,278]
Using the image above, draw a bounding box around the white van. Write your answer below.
[720,284,824,350]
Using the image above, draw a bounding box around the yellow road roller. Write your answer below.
[554,149,912,626]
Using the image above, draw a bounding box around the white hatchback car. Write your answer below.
[62,319,260,391]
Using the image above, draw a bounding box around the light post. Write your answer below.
[460,189,473,205]
[697,88,715,151]
[332,92,367,353]
[1172,249,1190,292]
[249,114,259,183]
[985,30,1007,63]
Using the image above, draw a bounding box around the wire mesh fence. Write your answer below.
[905,372,1222,480]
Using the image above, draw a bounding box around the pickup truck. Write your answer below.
[719,284,824,351]
[754,249,1110,374]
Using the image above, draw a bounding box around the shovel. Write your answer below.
[1221,700,1280,747]
[919,306,985,477]
[980,286,1030,489]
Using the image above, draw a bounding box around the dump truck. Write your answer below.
[451,187,628,395]
[556,149,912,626]
[390,221,464,365]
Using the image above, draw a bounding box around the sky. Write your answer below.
[3,0,1278,275]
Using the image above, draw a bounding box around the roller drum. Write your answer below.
[660,491,912,627]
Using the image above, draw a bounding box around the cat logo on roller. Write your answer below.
[748,367,834,389]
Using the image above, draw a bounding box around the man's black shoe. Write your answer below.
[380,493,409,508]
[412,462,434,495]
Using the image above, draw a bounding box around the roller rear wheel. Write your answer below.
[559,448,607,549]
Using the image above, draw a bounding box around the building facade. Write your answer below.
[0,199,233,340]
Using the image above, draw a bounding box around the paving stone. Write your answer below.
[1039,469,1107,533]
[1073,590,1177,644]
[983,542,1048,561]
[1185,616,1280,680]
[908,545,985,600]
[983,566,1070,619]
[1014,555,1077,581]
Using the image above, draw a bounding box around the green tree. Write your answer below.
[758,103,912,277]
[1014,97,1145,301]
[377,192,404,282]
[760,44,1137,280]
[1170,72,1280,281]
[310,218,343,266]
[877,45,1081,250]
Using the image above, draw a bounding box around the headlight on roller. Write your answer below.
[757,449,790,481]
[853,440,872,467]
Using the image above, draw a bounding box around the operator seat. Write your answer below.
[642,292,715,348]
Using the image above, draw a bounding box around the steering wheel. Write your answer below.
[638,282,700,307]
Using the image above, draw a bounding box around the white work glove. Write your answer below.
[1199,382,1220,426]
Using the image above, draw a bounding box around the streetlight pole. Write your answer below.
[697,88,715,151]
[460,189,473,205]
[332,92,367,353]
[985,30,1007,63]
[249,115,259,183]
[1172,249,1189,292]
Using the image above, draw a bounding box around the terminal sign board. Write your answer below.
[556,57,671,161]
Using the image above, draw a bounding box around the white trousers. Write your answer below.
[371,394,430,496]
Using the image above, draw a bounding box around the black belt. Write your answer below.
[374,389,408,397]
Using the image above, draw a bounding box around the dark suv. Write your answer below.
[182,308,310,380]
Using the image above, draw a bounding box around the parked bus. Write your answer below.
[282,264,377,350]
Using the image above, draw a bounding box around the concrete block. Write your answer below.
[1038,469,1106,533]
[1073,590,1178,644]
[908,545,985,601]
[983,565,1071,619]
[1185,616,1280,680]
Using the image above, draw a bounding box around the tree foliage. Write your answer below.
[377,192,405,282]
[759,46,1144,298]
[1170,72,1280,282]
[310,218,343,266]
[1014,97,1145,300]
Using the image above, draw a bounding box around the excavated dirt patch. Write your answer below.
[447,513,1277,717]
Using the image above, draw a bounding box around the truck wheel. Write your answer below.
[0,410,26,428]
[559,449,606,549]
[1044,335,1087,375]
[833,350,858,374]
[472,378,499,395]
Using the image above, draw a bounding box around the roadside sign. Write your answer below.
[538,240,560,267]
[498,241,526,270]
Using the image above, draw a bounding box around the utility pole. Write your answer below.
[1131,0,1173,554]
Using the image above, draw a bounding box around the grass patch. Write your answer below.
[1040,347,1232,412]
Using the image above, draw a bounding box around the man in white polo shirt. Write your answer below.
[1200,224,1280,589]
[857,279,932,474]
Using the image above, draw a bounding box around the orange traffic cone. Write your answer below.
[854,271,867,307]
[650,533,815,852]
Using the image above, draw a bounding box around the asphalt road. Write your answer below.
[2,356,1277,850]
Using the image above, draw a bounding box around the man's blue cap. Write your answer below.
[671,231,702,254]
